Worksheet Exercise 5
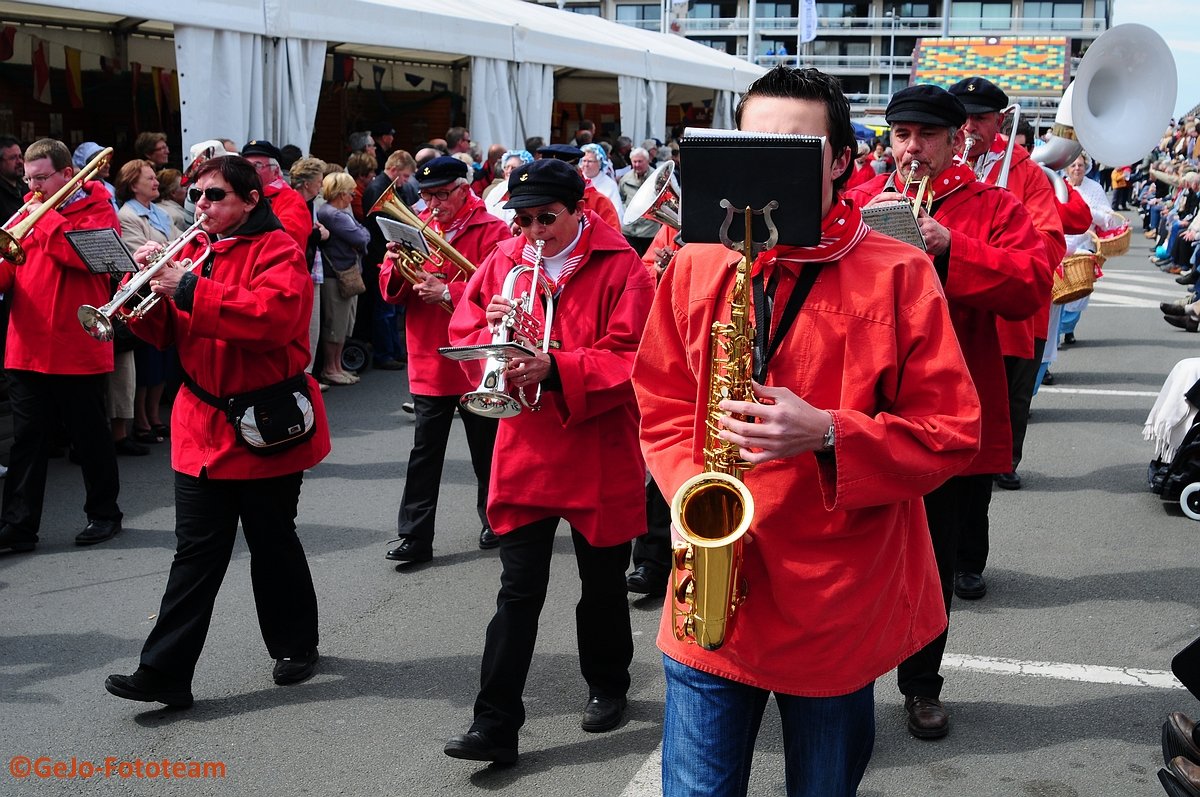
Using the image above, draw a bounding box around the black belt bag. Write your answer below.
[183,371,317,456]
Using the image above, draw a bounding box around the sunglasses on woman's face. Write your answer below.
[514,209,565,227]
[188,187,228,203]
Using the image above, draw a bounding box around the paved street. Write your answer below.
[2,225,1198,796]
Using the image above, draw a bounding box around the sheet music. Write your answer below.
[64,228,138,274]
[860,202,927,252]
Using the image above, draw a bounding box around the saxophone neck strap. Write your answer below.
[752,262,823,385]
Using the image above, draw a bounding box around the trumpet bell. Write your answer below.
[622,161,681,231]
[77,305,115,342]
[1071,23,1175,167]
[460,390,521,419]
[0,228,24,265]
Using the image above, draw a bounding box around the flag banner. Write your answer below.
[798,0,817,44]
[431,80,448,93]
[31,36,51,104]
[131,61,141,130]
[64,46,83,109]
[151,66,164,126]
[373,64,385,92]
[0,26,15,62]
[164,69,180,113]
[405,72,423,88]
[332,54,355,84]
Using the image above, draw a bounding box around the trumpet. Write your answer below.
[371,184,476,314]
[957,135,978,167]
[900,160,933,218]
[0,146,112,265]
[77,215,212,342]
[439,240,555,418]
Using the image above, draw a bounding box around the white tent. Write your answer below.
[1,0,764,157]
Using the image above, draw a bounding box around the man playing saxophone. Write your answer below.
[442,157,654,765]
[632,67,983,797]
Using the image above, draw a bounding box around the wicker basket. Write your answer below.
[1092,226,1131,258]
[1052,253,1101,305]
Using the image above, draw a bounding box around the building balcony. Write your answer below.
[613,17,662,31]
[947,16,1106,36]
[755,53,914,72]
[676,15,944,37]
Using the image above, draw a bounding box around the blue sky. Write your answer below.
[1112,0,1197,117]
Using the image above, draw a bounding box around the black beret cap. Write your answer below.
[504,159,585,210]
[885,85,967,128]
[416,156,469,188]
[536,143,584,164]
[241,139,282,161]
[948,77,1009,115]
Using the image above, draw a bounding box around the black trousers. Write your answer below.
[1005,339,1046,472]
[471,517,633,745]
[396,394,497,541]
[1,370,120,537]
[897,474,992,699]
[140,470,318,681]
[632,478,672,575]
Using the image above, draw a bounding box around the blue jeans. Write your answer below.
[662,655,875,797]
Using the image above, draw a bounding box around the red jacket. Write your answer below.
[633,231,980,696]
[984,143,1064,356]
[0,181,118,374]
[847,172,1047,474]
[844,160,877,190]
[380,198,511,395]
[582,186,622,231]
[1059,182,1094,235]
[448,211,654,544]
[130,219,330,479]
[640,223,680,281]
[263,179,311,255]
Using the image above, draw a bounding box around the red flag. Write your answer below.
[0,26,15,62]
[31,36,50,104]
[131,61,141,131]
[64,46,83,109]
[151,66,164,126]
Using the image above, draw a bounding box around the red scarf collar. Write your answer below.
[426,191,484,237]
[753,199,869,273]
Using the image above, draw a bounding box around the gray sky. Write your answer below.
[1112,0,1195,118]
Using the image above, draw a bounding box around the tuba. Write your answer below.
[439,240,555,418]
[370,183,477,314]
[78,214,212,341]
[622,161,681,231]
[668,200,773,651]
[0,146,113,265]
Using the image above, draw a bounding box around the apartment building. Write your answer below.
[527,0,1112,116]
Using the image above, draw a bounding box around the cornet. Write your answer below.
[78,214,212,342]
[900,160,933,218]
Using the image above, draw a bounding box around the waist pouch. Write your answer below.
[183,371,316,456]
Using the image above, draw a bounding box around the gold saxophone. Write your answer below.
[669,203,773,651]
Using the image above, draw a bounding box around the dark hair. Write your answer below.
[279,144,302,172]
[134,131,167,159]
[735,66,856,192]
[114,159,155,203]
[191,155,262,203]
[446,126,470,149]
[0,135,19,151]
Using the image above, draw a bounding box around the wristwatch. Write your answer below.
[820,418,836,452]
[441,288,452,304]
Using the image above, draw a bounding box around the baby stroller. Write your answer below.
[1151,418,1200,520]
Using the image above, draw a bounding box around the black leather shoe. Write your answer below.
[1061,332,1076,345]
[626,564,668,595]
[75,518,121,546]
[1179,270,1200,285]
[1041,370,1055,386]
[444,730,518,765]
[478,526,499,550]
[273,649,318,685]
[1164,713,1200,766]
[993,471,1021,490]
[1166,314,1200,332]
[581,695,627,733]
[385,537,432,563]
[904,695,949,739]
[1163,302,1190,316]
[114,436,150,456]
[954,571,987,600]
[0,525,37,555]
[105,666,193,708]
[1161,756,1200,797]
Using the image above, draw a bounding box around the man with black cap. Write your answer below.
[379,155,510,564]
[241,140,312,253]
[846,84,1050,741]
[442,156,654,765]
[536,144,623,232]
[947,77,1063,596]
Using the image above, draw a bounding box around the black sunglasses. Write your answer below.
[188,186,228,203]
[514,209,565,227]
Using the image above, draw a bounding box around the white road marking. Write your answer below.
[943,653,1184,690]
[1038,386,1159,397]
[620,745,662,797]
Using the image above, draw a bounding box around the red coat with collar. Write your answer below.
[1059,181,1095,235]
[380,198,511,396]
[983,143,1064,357]
[846,172,1048,474]
[0,181,117,374]
[448,211,654,544]
[129,223,330,479]
[263,179,311,255]
[582,186,622,231]
[633,231,980,696]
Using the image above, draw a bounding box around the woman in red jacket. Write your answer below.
[104,155,331,709]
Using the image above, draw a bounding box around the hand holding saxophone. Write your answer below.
[717,381,833,464]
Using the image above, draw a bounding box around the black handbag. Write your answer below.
[182,372,317,456]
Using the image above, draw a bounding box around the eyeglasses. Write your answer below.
[514,209,565,227]
[188,186,229,203]
[418,186,460,202]
[24,168,63,186]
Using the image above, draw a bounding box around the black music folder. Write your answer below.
[678,128,823,247]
